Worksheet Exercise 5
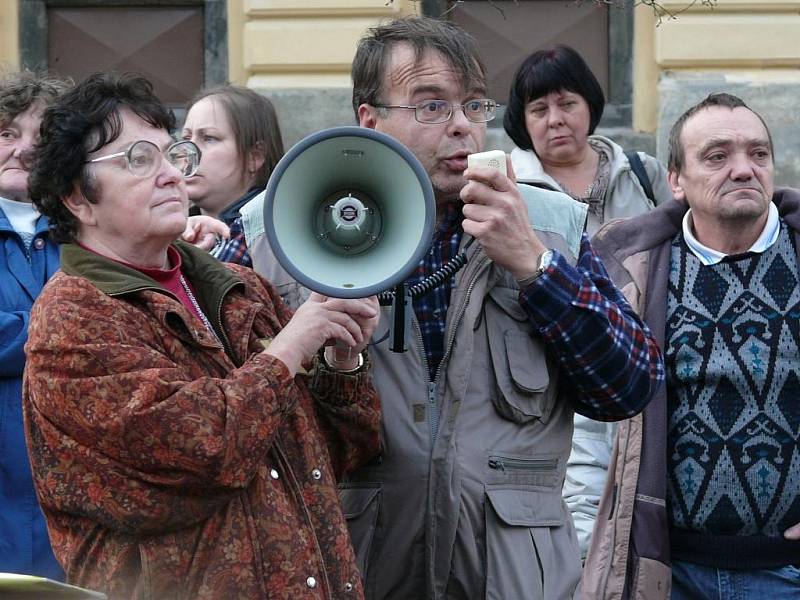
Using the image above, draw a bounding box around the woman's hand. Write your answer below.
[182,216,230,250]
[265,293,380,375]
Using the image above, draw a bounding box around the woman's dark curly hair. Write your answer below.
[29,72,175,243]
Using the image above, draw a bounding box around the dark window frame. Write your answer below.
[19,0,228,89]
[422,0,634,128]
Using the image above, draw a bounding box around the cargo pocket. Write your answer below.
[484,485,576,600]
[632,557,671,600]
[339,484,381,582]
[485,287,556,424]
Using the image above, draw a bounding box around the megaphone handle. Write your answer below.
[389,283,411,353]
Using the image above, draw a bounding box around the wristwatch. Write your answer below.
[319,348,366,374]
[516,249,553,287]
[536,249,554,275]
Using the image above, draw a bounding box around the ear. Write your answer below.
[668,169,686,202]
[62,184,98,227]
[246,142,267,177]
[358,103,379,130]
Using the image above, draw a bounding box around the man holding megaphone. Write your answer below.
[242,16,664,600]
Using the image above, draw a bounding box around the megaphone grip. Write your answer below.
[389,283,411,353]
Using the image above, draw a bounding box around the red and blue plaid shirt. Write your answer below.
[213,217,252,268]
[407,203,463,379]
[408,203,663,419]
[523,234,664,419]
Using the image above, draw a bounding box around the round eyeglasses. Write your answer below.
[86,139,201,178]
[372,99,498,124]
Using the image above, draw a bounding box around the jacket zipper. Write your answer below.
[422,254,490,444]
[488,456,558,472]
[213,279,238,358]
[411,319,436,442]
[108,280,236,357]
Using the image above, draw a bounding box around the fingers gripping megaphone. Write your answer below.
[263,126,437,350]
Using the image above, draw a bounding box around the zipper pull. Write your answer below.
[428,381,439,440]
[488,458,506,472]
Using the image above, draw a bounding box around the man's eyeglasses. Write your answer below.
[373,99,498,124]
[86,140,201,178]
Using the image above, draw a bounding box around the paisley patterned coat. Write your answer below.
[22,241,380,600]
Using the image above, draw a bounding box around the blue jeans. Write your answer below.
[672,559,800,599]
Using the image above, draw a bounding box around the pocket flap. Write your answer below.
[339,485,381,519]
[485,486,565,527]
[505,330,549,392]
[488,286,527,322]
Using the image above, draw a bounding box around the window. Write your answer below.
[20,0,227,112]
[426,0,633,128]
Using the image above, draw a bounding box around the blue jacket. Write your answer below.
[0,206,62,578]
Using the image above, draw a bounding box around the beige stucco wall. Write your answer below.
[0,1,19,72]
[634,0,800,133]
[228,0,417,89]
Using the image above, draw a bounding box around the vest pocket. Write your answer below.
[486,318,555,424]
[484,485,571,600]
[339,484,381,583]
[485,286,556,425]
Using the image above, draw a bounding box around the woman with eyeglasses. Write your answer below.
[182,85,284,267]
[0,71,225,583]
[23,72,381,599]
[503,45,675,561]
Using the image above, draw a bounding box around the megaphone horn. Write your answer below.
[264,126,436,299]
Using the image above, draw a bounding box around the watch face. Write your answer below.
[539,249,553,272]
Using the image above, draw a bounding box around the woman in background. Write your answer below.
[0,71,69,580]
[182,85,284,266]
[504,45,674,559]
[504,44,672,235]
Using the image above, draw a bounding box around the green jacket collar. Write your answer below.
[59,240,243,312]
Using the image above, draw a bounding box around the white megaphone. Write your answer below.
[263,126,436,351]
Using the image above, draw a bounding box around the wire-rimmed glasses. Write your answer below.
[373,99,498,124]
[86,139,201,178]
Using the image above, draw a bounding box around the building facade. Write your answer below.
[4,0,799,182]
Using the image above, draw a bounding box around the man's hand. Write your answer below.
[182,215,230,251]
[266,293,380,375]
[784,522,800,540]
[460,156,547,280]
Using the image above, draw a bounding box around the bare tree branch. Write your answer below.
[389,0,718,25]
[637,0,718,26]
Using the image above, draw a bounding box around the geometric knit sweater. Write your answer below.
[666,221,800,568]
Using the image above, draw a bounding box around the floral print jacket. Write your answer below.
[22,241,380,600]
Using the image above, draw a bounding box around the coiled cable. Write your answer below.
[378,249,470,305]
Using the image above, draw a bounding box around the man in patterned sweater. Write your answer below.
[582,93,800,599]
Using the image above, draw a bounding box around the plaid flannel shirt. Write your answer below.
[409,205,663,418]
[212,217,252,268]
[408,203,463,380]
[520,233,664,419]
